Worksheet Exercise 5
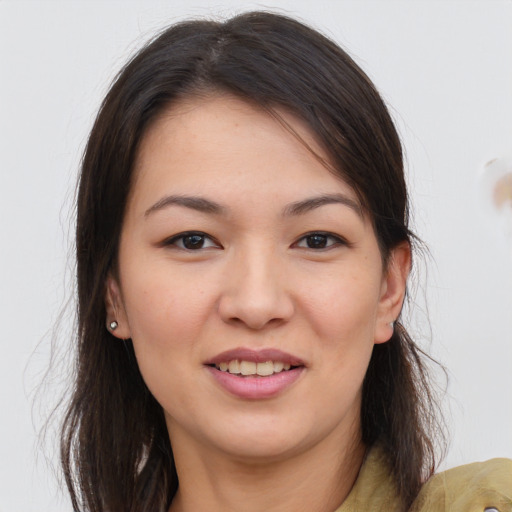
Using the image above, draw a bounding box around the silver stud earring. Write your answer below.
[109,321,118,331]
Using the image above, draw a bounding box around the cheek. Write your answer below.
[119,266,217,382]
[121,275,213,416]
[123,262,211,333]
[302,273,379,409]
[300,267,382,343]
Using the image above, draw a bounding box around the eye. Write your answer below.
[294,232,346,250]
[164,231,221,250]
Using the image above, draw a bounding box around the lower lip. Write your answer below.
[206,366,304,400]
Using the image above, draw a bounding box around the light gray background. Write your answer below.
[1,1,511,510]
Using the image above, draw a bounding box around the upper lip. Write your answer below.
[205,348,306,367]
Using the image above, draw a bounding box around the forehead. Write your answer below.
[130,94,361,211]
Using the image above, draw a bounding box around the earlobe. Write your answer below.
[374,242,411,344]
[105,275,131,339]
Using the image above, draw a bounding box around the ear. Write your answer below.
[374,242,411,344]
[105,274,131,339]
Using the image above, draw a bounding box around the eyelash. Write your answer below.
[293,231,348,250]
[162,230,348,251]
[162,231,222,250]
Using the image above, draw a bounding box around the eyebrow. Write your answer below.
[144,192,363,218]
[282,193,363,218]
[144,195,226,217]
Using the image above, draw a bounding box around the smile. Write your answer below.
[215,360,293,376]
[205,348,306,399]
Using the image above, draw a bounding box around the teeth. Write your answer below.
[216,360,295,376]
[228,360,241,374]
[256,361,274,376]
[240,361,256,375]
[273,361,284,372]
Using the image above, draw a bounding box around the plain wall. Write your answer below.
[1,1,511,510]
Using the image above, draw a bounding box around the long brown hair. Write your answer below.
[63,11,444,511]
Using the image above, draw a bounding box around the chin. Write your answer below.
[217,435,308,463]
[199,414,326,463]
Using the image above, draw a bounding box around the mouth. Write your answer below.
[208,360,299,377]
[204,348,305,399]
[204,347,305,374]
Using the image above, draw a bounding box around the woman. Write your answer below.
[62,11,511,512]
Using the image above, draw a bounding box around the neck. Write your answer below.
[168,428,365,512]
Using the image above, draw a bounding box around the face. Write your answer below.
[107,95,409,463]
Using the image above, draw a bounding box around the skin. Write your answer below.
[106,94,410,512]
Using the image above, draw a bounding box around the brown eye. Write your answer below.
[182,234,207,249]
[164,231,221,250]
[295,232,346,250]
[305,234,329,249]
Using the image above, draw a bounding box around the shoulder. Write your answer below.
[411,457,512,512]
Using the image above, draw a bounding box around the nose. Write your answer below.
[218,247,294,330]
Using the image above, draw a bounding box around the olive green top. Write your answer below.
[335,445,512,512]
